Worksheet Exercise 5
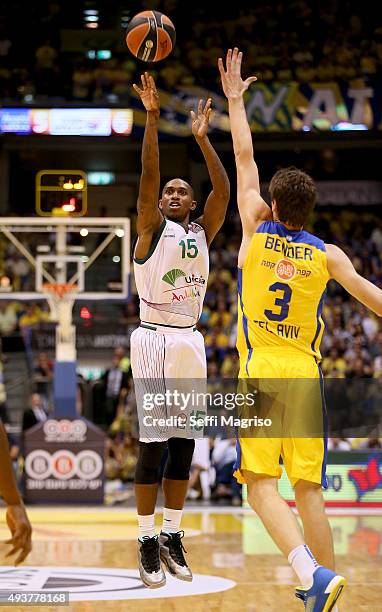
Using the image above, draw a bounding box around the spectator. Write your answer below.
[327,437,352,451]
[187,438,212,501]
[0,301,18,336]
[33,352,53,400]
[321,348,347,377]
[113,346,131,374]
[101,355,129,427]
[356,431,382,450]
[211,437,241,505]
[105,431,138,482]
[22,393,48,432]
[35,39,57,71]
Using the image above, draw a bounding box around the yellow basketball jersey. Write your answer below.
[237,221,329,369]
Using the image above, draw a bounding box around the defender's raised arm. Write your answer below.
[219,48,271,263]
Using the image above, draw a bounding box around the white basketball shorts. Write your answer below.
[130,323,207,442]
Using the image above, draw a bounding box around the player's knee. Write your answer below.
[247,474,278,504]
[164,438,195,480]
[294,479,324,507]
[134,441,167,484]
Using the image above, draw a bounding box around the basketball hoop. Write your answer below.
[42,282,78,337]
[42,282,78,299]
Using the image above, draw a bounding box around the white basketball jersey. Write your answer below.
[134,219,209,327]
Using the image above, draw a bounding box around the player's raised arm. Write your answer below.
[327,244,382,316]
[191,99,230,246]
[0,421,32,564]
[133,73,163,260]
[218,48,271,243]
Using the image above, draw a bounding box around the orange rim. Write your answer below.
[42,283,78,298]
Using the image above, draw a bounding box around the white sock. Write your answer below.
[162,507,182,533]
[138,513,156,539]
[288,544,320,590]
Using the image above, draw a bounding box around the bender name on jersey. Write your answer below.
[237,221,329,361]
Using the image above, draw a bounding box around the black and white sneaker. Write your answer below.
[159,530,193,582]
[138,535,166,588]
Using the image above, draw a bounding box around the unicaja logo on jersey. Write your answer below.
[162,269,206,288]
[184,273,205,285]
[162,269,186,287]
[276,259,296,280]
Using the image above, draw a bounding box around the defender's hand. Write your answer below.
[133,72,160,113]
[218,47,257,100]
[5,504,32,565]
[190,98,212,140]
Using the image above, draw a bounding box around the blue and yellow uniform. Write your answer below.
[234,220,330,487]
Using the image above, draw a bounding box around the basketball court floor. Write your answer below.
[0,506,381,611]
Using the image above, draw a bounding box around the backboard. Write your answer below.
[0,217,130,301]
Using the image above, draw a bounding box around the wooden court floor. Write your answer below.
[0,507,381,611]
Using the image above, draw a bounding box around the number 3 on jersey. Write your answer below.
[179,238,198,259]
[264,282,292,322]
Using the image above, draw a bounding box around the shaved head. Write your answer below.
[162,179,194,200]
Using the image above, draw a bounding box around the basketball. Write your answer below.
[125,10,176,62]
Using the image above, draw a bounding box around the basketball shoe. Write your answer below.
[295,588,339,612]
[138,535,166,588]
[159,530,193,581]
[294,567,346,611]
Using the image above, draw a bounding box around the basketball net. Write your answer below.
[42,283,78,361]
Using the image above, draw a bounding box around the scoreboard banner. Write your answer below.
[130,80,382,135]
[0,108,133,136]
[1,82,379,136]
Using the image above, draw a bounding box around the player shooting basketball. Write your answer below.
[0,421,32,564]
[131,72,230,588]
[219,47,382,611]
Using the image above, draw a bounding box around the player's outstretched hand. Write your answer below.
[190,98,212,140]
[218,47,257,100]
[133,72,160,113]
[5,503,32,565]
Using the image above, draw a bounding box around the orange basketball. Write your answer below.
[125,10,176,62]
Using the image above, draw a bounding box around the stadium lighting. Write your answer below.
[87,172,115,185]
[62,198,76,213]
[331,122,368,131]
[97,50,111,60]
[80,228,89,237]
[80,306,92,320]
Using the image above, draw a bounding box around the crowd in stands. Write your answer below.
[1,1,382,103]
